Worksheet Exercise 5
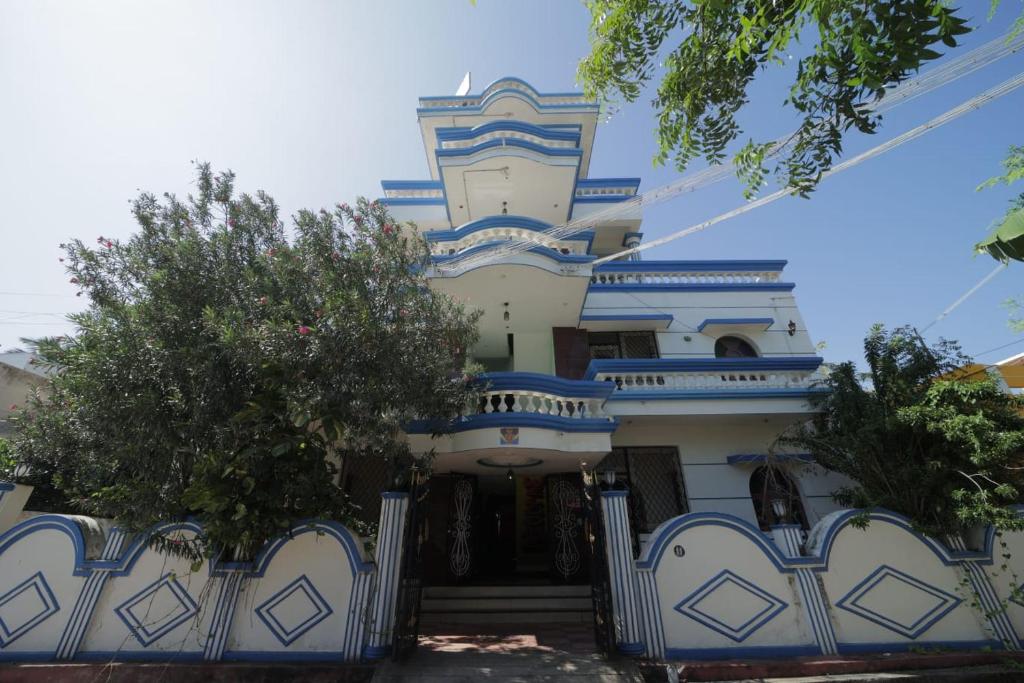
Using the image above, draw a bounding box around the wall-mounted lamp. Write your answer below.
[506,468,514,481]
[787,320,797,336]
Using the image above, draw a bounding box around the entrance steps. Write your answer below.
[371,650,642,683]
[420,584,593,624]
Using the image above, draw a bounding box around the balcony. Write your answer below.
[588,261,794,291]
[405,372,617,473]
[583,357,827,416]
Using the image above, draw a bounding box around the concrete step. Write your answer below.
[371,651,642,682]
[421,597,594,613]
[420,610,593,624]
[422,584,592,599]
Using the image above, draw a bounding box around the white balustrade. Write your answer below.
[431,228,587,256]
[441,132,577,150]
[590,270,782,285]
[593,369,820,393]
[575,186,637,198]
[383,188,444,199]
[471,388,609,420]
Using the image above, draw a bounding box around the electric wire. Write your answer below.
[435,31,1024,274]
[592,70,1024,264]
[919,262,1008,334]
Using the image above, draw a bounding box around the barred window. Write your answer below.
[588,331,659,360]
[598,447,687,535]
[714,335,758,358]
[749,466,809,531]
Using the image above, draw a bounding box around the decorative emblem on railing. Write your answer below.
[448,479,474,578]
[551,479,582,579]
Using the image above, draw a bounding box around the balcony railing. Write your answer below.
[584,357,825,396]
[589,261,790,288]
[471,372,614,420]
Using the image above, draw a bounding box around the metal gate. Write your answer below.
[446,473,477,581]
[582,469,616,656]
[391,466,429,662]
[546,473,586,583]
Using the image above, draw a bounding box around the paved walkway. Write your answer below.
[372,623,642,682]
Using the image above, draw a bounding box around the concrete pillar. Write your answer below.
[770,523,838,655]
[622,232,643,261]
[600,487,644,655]
[947,534,1020,650]
[0,482,32,535]
[363,491,410,660]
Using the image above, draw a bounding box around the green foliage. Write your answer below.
[783,324,1024,537]
[579,0,986,197]
[0,439,13,477]
[9,164,480,557]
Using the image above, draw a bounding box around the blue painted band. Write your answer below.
[418,87,599,115]
[362,644,392,659]
[436,137,584,160]
[74,651,205,662]
[584,356,823,380]
[432,243,595,267]
[574,195,635,203]
[380,492,409,500]
[405,412,618,435]
[0,482,14,491]
[697,317,774,332]
[617,641,645,656]
[602,389,826,401]
[221,650,350,662]
[589,283,796,293]
[580,314,672,324]
[379,197,447,206]
[727,453,814,465]
[594,260,787,273]
[578,177,641,190]
[475,371,616,398]
[380,180,442,191]
[664,645,820,660]
[601,490,629,499]
[437,121,582,146]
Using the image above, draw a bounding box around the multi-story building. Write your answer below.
[352,77,848,599]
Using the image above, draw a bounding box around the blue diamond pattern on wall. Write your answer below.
[835,565,962,639]
[673,569,788,642]
[255,575,334,647]
[0,572,60,647]
[114,573,200,647]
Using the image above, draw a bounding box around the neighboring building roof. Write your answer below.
[0,351,47,378]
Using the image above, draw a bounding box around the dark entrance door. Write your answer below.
[481,490,516,578]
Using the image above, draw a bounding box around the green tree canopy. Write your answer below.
[783,325,1024,537]
[578,1,1014,197]
[7,164,480,556]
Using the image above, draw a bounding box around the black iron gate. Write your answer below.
[546,473,586,583]
[581,469,616,656]
[391,466,429,662]
[446,473,478,581]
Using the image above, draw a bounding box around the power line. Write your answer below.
[973,336,1024,359]
[435,31,1024,274]
[919,263,1008,334]
[593,70,1024,264]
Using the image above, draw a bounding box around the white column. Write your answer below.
[363,492,410,660]
[601,488,644,655]
[770,523,837,655]
[947,534,1021,650]
[0,482,32,535]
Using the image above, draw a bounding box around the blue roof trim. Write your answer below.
[420,76,586,101]
[583,356,823,380]
[638,512,796,573]
[431,242,596,266]
[589,283,797,293]
[0,514,90,577]
[418,88,600,115]
[577,177,641,190]
[727,453,814,465]
[378,197,447,206]
[436,137,584,160]
[436,121,581,146]
[594,260,787,273]
[580,314,672,325]
[574,195,636,204]
[475,371,616,398]
[380,180,443,191]
[405,412,618,435]
[603,388,828,401]
[697,318,775,332]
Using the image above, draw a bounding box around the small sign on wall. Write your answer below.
[499,427,520,446]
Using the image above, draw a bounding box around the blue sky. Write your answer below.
[1,0,1022,367]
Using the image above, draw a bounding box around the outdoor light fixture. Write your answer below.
[503,311,510,321]
[506,469,514,480]
[788,320,797,336]
[501,200,508,215]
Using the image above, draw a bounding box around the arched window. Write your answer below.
[749,466,808,531]
[715,335,758,358]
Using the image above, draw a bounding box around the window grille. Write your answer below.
[597,446,687,538]
[714,336,758,358]
[588,331,659,360]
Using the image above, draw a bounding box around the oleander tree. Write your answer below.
[578,1,1021,197]
[782,324,1024,537]
[6,163,480,558]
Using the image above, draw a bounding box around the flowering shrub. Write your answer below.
[10,163,479,557]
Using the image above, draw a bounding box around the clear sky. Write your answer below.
[1,0,1022,367]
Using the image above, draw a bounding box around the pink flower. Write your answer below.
[340,203,350,212]
[8,404,17,410]
[104,240,112,248]
[227,218,236,228]
[297,325,312,336]
[258,296,268,305]
[382,224,393,235]
[353,215,363,226]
